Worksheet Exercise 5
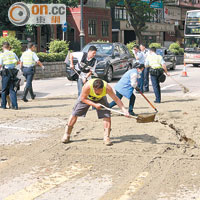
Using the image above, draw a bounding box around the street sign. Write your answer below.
[62,22,67,32]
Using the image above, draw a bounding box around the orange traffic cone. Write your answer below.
[181,63,188,77]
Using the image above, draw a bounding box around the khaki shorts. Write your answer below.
[72,96,111,119]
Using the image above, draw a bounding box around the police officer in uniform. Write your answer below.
[0,42,19,109]
[69,46,97,96]
[20,43,45,102]
[145,47,170,103]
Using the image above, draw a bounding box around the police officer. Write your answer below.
[20,43,44,102]
[0,42,19,109]
[109,63,144,116]
[69,46,97,96]
[145,47,170,103]
[132,45,145,93]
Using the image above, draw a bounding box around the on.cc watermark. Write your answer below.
[8,2,66,26]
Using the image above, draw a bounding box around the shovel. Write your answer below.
[136,88,158,113]
[99,104,156,123]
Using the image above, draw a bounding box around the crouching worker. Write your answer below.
[109,63,145,116]
[62,78,130,146]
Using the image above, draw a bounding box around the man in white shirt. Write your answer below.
[140,44,150,92]
[69,46,97,96]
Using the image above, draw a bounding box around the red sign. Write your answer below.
[3,31,8,38]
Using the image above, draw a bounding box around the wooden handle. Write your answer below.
[99,104,137,119]
[137,90,158,112]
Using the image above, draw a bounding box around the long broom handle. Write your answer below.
[137,89,158,113]
[169,76,188,89]
[99,104,137,119]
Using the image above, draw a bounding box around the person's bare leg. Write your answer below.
[103,117,112,146]
[62,115,78,143]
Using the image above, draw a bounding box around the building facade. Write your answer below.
[110,0,200,47]
[66,0,112,51]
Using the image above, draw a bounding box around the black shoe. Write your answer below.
[154,101,160,104]
[129,111,138,116]
[31,94,36,100]
[143,89,149,93]
[12,107,18,110]
[21,97,28,102]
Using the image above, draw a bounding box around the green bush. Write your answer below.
[0,36,22,57]
[49,40,69,54]
[149,43,161,49]
[37,52,65,62]
[126,41,137,56]
[169,42,184,55]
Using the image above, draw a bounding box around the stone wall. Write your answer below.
[34,61,66,79]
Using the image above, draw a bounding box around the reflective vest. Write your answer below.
[1,51,17,65]
[147,54,162,69]
[22,51,35,66]
[88,79,107,101]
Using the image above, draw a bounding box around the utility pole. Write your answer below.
[80,0,85,50]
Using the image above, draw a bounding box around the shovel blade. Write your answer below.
[136,114,156,123]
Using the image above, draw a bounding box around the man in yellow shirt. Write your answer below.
[62,78,129,146]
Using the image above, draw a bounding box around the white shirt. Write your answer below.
[71,52,97,79]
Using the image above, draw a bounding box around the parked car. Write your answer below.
[81,42,134,82]
[0,65,25,93]
[156,48,176,70]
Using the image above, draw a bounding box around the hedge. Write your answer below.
[37,52,66,62]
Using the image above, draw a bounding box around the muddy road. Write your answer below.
[1,87,200,200]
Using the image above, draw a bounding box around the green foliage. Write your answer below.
[169,42,184,55]
[149,43,162,48]
[49,40,69,54]
[0,36,22,57]
[37,52,65,62]
[108,0,158,43]
[126,41,137,56]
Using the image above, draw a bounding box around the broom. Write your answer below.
[169,76,189,93]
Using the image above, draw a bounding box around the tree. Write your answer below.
[108,0,165,44]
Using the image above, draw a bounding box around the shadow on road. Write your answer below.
[162,98,196,103]
[20,103,70,109]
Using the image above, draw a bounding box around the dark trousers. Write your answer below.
[1,74,18,108]
[22,67,34,89]
[137,70,144,93]
[109,91,136,113]
[151,75,161,102]
[143,67,150,91]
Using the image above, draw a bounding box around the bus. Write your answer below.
[184,10,200,67]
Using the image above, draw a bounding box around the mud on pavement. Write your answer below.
[1,95,200,200]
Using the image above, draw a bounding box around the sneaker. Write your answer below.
[129,111,138,116]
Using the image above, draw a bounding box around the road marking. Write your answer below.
[0,125,35,131]
[116,172,149,200]
[4,164,91,200]
[161,84,177,91]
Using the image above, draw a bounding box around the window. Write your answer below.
[102,21,109,37]
[115,7,127,20]
[88,19,96,36]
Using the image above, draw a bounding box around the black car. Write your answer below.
[156,48,176,70]
[82,42,134,82]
